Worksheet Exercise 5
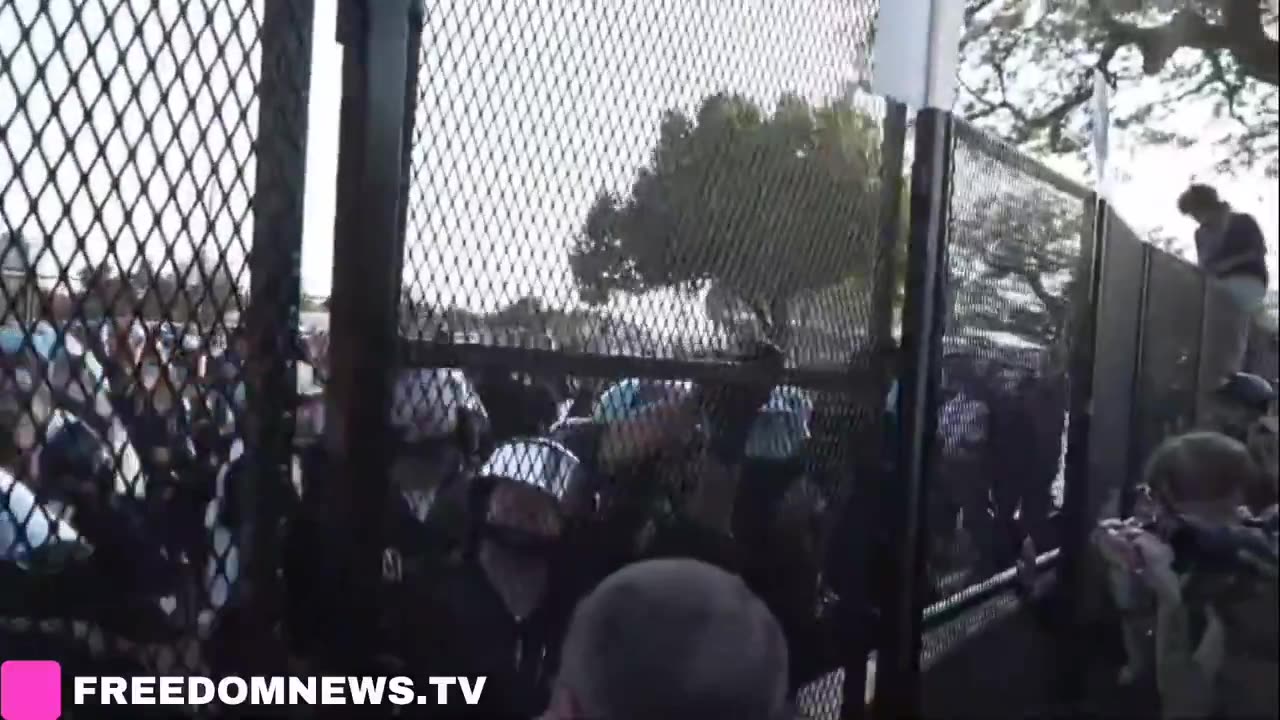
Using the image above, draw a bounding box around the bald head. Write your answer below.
[554,559,789,720]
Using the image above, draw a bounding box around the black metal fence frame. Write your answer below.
[239,0,315,666]
[324,1,907,712]
[871,109,1111,718]
[318,14,1255,715]
[4,1,1263,714]
[870,107,1271,716]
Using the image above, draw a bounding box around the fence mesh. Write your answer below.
[1132,250,1204,469]
[401,0,890,365]
[391,1,892,717]
[927,121,1090,609]
[8,0,1233,713]
[1,0,306,691]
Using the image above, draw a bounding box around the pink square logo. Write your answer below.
[1,661,62,720]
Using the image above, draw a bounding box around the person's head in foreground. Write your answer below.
[1144,430,1259,525]
[1177,183,1227,225]
[543,558,790,720]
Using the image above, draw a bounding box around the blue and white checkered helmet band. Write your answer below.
[390,367,488,443]
[592,378,695,424]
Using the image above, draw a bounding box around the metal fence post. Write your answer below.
[871,101,909,350]
[240,0,315,670]
[836,98,909,720]
[1119,246,1153,517]
[325,0,418,663]
[395,6,424,312]
[1055,192,1108,706]
[872,107,953,720]
[1192,267,1210,423]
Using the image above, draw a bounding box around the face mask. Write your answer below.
[478,536,551,622]
[482,523,559,561]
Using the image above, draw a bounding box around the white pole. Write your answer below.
[872,0,965,109]
[1092,69,1111,199]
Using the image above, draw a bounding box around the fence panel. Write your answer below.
[1087,212,1146,519]
[1,0,310,684]
[392,1,898,717]
[1132,249,1204,469]
[923,120,1091,613]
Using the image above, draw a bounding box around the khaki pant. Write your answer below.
[1197,275,1267,423]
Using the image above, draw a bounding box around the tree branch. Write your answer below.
[1092,1,1279,86]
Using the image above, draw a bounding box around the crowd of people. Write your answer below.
[0,321,824,716]
[1072,182,1279,720]
[0,311,1071,717]
[1091,422,1277,719]
[0,179,1275,718]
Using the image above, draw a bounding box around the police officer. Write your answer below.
[401,438,580,719]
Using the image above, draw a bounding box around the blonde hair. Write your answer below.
[1144,431,1259,508]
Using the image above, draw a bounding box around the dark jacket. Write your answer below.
[1198,211,1269,287]
[397,561,569,719]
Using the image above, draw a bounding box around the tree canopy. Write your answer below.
[958,0,1279,176]
[948,192,1087,353]
[569,93,891,346]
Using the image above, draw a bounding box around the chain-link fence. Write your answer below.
[6,0,1256,717]
[923,120,1091,610]
[1,0,309,696]
[386,1,897,718]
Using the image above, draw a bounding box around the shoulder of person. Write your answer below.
[1212,568,1279,661]
[1228,212,1265,235]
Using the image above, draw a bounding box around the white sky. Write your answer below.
[1043,83,1280,276]
[2,0,1277,328]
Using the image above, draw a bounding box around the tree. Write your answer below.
[128,259,183,321]
[958,0,1279,176]
[182,252,245,323]
[491,297,547,326]
[947,188,1092,356]
[75,262,134,318]
[301,294,329,312]
[569,93,888,346]
[1146,226,1193,261]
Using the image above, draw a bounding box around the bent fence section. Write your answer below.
[379,2,901,717]
[1,2,1271,718]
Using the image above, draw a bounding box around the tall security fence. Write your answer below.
[1095,218,1278,521]
[314,1,907,719]
[384,2,901,718]
[2,1,1272,719]
[909,116,1095,664]
[900,114,1276,718]
[1,0,312,691]
[865,109,1106,719]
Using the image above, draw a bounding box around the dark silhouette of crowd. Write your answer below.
[2,291,1275,720]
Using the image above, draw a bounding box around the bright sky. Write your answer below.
[1046,85,1280,277]
[2,0,1277,329]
